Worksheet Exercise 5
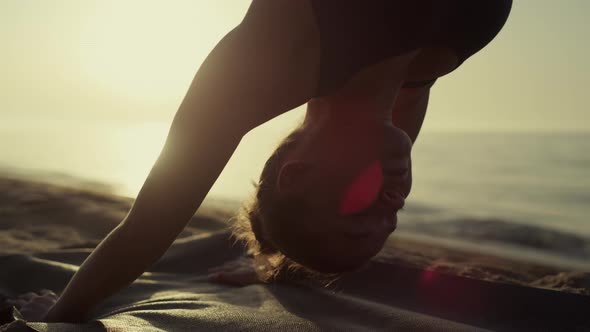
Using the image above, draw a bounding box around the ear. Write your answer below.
[277,160,313,196]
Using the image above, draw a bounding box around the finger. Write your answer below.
[40,293,58,301]
[207,262,240,273]
[33,296,57,306]
[219,262,241,270]
[12,299,28,308]
[211,272,237,285]
[18,292,38,301]
[207,272,221,282]
[39,289,56,297]
[207,267,233,274]
[208,272,238,284]
[226,260,247,267]
[238,257,255,264]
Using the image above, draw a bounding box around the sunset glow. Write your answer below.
[1,0,588,201]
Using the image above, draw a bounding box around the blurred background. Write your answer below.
[1,1,588,268]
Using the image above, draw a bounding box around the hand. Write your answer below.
[207,256,261,286]
[7,289,58,322]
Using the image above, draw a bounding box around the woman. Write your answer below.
[17,0,512,322]
[216,0,513,284]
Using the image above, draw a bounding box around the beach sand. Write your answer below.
[1,176,587,296]
[1,175,589,331]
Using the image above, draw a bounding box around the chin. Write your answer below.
[285,239,383,274]
[306,254,374,274]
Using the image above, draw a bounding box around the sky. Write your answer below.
[1,0,589,198]
[2,0,589,131]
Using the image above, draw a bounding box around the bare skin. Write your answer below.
[264,46,459,273]
[36,0,460,320]
[6,290,58,321]
[207,49,458,284]
[207,54,454,284]
[42,0,322,322]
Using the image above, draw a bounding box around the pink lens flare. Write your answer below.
[338,160,383,216]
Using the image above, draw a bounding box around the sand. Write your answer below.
[1,176,589,331]
[0,176,587,296]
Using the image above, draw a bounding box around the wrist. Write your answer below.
[43,301,86,323]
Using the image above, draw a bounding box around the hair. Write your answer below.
[229,121,340,287]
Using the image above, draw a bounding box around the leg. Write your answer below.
[177,0,323,133]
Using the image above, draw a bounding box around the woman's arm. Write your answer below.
[390,82,435,199]
[44,0,320,322]
[391,81,435,144]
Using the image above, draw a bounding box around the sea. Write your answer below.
[1,125,589,270]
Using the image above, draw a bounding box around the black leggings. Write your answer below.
[310,0,513,97]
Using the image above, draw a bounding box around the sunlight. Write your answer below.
[339,160,383,215]
[76,1,214,104]
[107,121,170,197]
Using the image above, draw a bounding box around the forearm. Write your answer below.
[45,124,243,322]
[44,223,160,322]
[45,28,249,323]
[391,85,432,143]
[44,12,315,321]
[391,85,432,198]
[43,2,322,319]
[44,118,243,322]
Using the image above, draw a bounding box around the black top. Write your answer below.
[310,0,513,96]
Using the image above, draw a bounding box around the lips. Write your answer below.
[347,187,404,219]
[343,162,406,235]
[378,188,405,212]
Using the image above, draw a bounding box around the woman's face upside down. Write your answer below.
[275,120,413,273]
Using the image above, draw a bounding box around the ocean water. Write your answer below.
[399,131,590,268]
[1,124,589,267]
[405,131,590,236]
